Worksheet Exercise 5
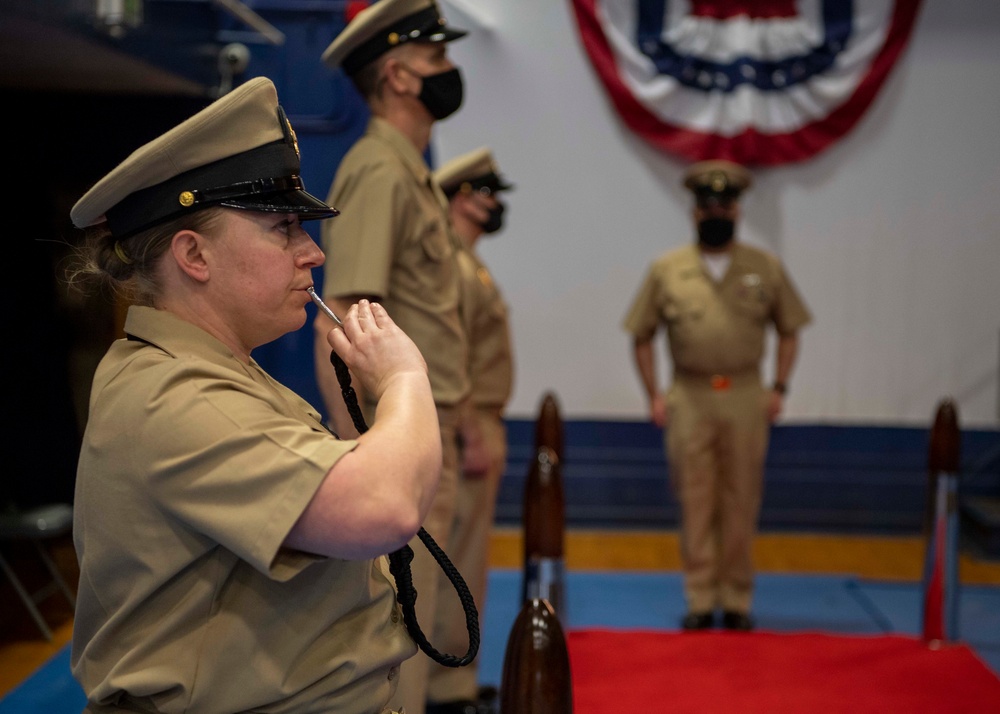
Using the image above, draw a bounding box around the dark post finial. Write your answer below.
[499,598,573,714]
[928,398,960,475]
[534,391,565,463]
[522,446,566,619]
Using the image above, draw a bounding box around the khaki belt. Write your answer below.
[673,370,760,391]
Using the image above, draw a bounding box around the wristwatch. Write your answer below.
[772,382,787,395]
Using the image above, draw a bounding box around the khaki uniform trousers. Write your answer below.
[665,373,769,614]
[426,409,507,704]
[388,405,461,714]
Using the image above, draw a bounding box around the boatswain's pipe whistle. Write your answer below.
[306,287,343,327]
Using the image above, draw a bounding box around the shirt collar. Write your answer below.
[123,305,251,372]
[367,117,432,185]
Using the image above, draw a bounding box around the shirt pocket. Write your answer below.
[661,295,704,324]
[418,219,451,264]
[734,274,771,321]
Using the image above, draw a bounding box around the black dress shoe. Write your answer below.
[681,611,715,630]
[426,700,479,714]
[722,611,755,631]
[476,685,499,714]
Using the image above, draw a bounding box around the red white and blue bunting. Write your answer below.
[569,0,923,165]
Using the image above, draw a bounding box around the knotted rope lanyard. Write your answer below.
[330,351,480,667]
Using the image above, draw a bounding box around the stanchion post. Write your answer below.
[921,398,962,645]
[534,391,565,463]
[522,446,566,622]
[499,597,573,714]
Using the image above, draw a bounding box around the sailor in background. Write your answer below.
[428,147,516,714]
[623,160,811,632]
[316,2,483,713]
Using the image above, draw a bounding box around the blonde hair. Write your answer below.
[66,208,224,306]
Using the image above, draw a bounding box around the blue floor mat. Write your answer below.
[4,570,998,713]
[0,647,86,714]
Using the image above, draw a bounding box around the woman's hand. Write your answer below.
[326,300,428,401]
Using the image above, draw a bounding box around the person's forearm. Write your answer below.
[773,333,800,391]
[634,337,668,427]
[289,300,442,560]
[633,338,659,400]
[457,396,489,476]
[364,370,441,519]
[285,369,439,560]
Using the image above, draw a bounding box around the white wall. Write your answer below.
[432,0,1000,428]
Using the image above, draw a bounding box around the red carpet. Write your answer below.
[567,629,1000,713]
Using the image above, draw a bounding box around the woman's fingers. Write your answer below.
[354,299,376,332]
[332,300,381,351]
[355,300,369,318]
[368,301,389,328]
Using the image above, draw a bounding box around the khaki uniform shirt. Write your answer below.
[457,245,514,411]
[73,306,413,714]
[623,243,811,376]
[321,117,469,407]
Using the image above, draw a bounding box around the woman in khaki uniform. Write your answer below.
[623,160,811,632]
[69,77,440,714]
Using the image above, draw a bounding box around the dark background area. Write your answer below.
[2,0,364,507]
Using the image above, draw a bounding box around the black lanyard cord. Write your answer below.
[330,351,480,667]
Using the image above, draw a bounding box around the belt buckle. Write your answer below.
[710,374,731,391]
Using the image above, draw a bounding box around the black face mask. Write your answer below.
[418,67,464,120]
[481,202,505,234]
[697,217,735,248]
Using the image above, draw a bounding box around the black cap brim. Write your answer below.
[341,6,468,75]
[471,172,513,195]
[222,189,339,221]
[424,26,467,43]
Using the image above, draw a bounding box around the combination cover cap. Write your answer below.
[322,0,467,76]
[71,76,338,239]
[434,146,513,197]
[682,159,753,201]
